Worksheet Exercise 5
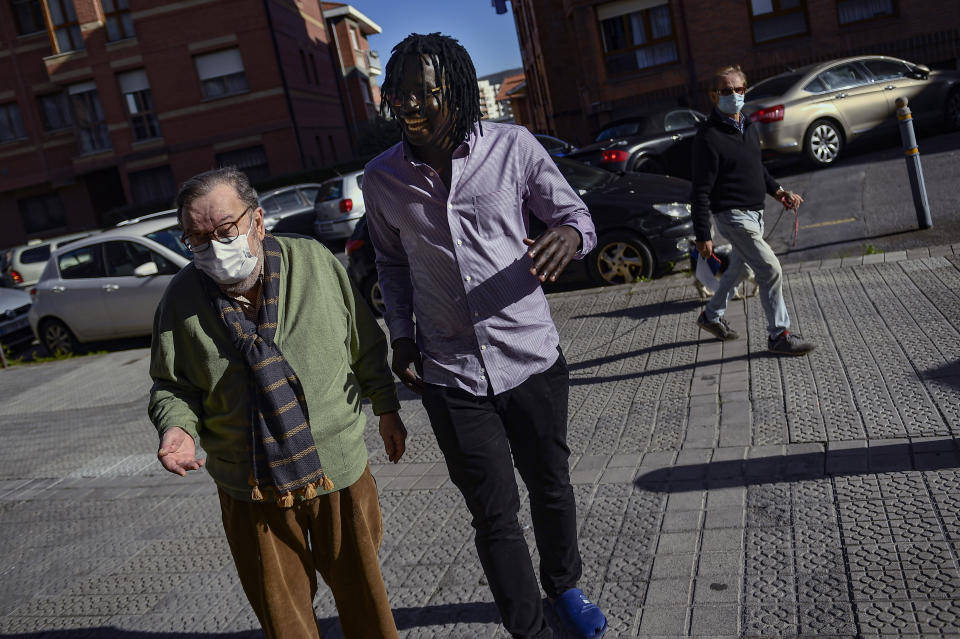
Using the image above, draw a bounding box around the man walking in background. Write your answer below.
[692,64,815,356]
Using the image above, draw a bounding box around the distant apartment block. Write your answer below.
[322,1,381,138]
[0,0,355,248]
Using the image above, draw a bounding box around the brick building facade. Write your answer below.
[0,0,352,248]
[322,2,381,144]
[510,0,960,146]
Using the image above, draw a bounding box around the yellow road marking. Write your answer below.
[799,217,857,230]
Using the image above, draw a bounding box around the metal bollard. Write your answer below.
[895,97,933,229]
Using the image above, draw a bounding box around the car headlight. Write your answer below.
[652,202,691,218]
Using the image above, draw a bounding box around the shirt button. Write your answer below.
[474,311,479,317]
[481,345,487,351]
[465,275,471,282]
[456,239,463,246]
[448,204,453,210]
[480,375,485,381]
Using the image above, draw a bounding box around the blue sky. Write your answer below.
[344,1,524,84]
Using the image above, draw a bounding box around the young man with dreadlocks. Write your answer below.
[363,33,608,639]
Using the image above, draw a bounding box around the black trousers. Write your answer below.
[421,350,582,639]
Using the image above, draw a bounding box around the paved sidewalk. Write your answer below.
[1,245,959,638]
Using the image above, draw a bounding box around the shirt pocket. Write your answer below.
[472,187,520,239]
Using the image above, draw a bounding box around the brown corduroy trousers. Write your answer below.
[218,465,399,639]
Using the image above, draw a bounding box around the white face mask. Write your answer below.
[193,233,259,285]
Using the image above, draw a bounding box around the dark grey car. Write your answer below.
[566,109,707,178]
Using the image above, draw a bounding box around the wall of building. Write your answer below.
[516,0,960,145]
[0,0,353,248]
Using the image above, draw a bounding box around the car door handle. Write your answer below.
[102,284,119,292]
[884,85,896,90]
[835,93,848,99]
[672,135,682,141]
[52,285,65,293]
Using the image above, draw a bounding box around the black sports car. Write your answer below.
[567,108,706,178]
[345,158,695,314]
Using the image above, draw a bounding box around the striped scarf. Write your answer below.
[205,233,332,507]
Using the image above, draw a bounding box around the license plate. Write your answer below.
[317,222,334,234]
[0,316,29,337]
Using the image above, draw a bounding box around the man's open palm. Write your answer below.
[158,427,205,476]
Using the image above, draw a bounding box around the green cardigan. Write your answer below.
[148,235,399,501]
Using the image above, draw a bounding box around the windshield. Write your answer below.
[147,225,191,260]
[555,158,615,192]
[747,73,802,100]
[595,118,652,142]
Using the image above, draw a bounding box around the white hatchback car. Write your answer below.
[29,218,190,354]
[313,170,366,241]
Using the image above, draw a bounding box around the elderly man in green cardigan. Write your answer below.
[148,166,406,639]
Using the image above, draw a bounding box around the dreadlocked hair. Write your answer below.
[380,32,483,146]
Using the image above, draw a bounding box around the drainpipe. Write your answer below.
[262,0,306,169]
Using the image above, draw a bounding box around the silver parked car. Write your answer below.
[260,184,322,231]
[313,170,366,241]
[28,218,190,355]
[2,231,98,289]
[744,55,960,166]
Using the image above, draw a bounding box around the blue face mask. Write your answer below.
[717,92,745,115]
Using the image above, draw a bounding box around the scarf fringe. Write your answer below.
[247,475,335,506]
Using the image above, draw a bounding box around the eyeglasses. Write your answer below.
[180,206,253,253]
[383,86,443,110]
[717,86,747,96]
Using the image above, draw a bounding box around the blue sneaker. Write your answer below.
[552,588,607,638]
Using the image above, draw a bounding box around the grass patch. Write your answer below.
[864,244,884,255]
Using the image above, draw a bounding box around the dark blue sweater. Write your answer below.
[690,110,782,241]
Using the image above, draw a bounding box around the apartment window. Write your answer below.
[216,145,269,182]
[46,0,84,53]
[37,92,73,131]
[117,69,160,141]
[11,0,45,35]
[0,102,28,143]
[195,48,249,99]
[597,0,678,76]
[128,166,176,205]
[102,0,135,41]
[18,192,67,235]
[749,0,808,43]
[837,0,895,24]
[68,81,111,154]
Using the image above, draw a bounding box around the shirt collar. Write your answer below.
[713,106,745,134]
[400,122,480,165]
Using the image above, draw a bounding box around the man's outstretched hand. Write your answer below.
[158,427,205,476]
[391,337,425,394]
[378,412,408,463]
[524,225,581,283]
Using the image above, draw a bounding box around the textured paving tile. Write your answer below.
[2,254,960,637]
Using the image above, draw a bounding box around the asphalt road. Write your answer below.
[764,128,960,263]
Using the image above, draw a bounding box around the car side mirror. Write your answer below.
[911,64,930,80]
[134,262,159,277]
[564,144,575,152]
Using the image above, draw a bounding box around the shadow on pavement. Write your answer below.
[925,360,960,390]
[0,602,502,639]
[573,298,702,320]
[634,438,960,492]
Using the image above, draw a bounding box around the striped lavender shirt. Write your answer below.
[363,121,596,396]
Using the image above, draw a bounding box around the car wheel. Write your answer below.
[588,233,655,286]
[40,318,79,356]
[362,275,386,317]
[804,119,843,166]
[945,88,960,131]
[632,155,665,174]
